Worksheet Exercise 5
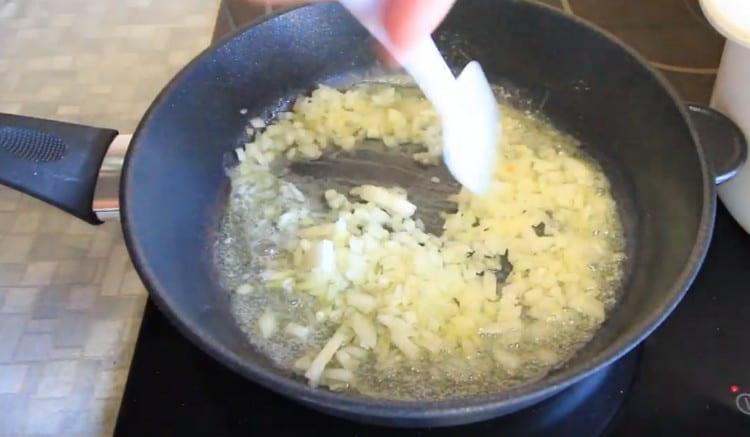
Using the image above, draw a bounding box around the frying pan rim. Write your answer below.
[120,0,715,422]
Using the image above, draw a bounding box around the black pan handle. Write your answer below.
[687,104,748,185]
[0,113,117,224]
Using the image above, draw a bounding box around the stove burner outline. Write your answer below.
[737,393,750,416]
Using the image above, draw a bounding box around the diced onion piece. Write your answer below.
[235,283,252,296]
[247,147,269,167]
[417,331,444,354]
[323,368,354,382]
[235,147,247,162]
[341,345,368,360]
[352,185,416,217]
[280,183,305,202]
[376,315,420,359]
[377,315,415,338]
[344,255,367,282]
[335,350,359,371]
[250,117,266,129]
[349,312,377,349]
[493,349,522,374]
[305,331,347,387]
[311,240,337,276]
[324,190,349,210]
[568,295,605,322]
[345,292,377,314]
[258,311,277,339]
[390,334,420,360]
[284,322,310,340]
[281,278,295,292]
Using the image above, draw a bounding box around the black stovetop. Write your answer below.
[115,1,750,435]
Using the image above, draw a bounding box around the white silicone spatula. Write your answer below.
[339,0,500,195]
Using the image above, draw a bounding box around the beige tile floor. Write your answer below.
[0,0,218,435]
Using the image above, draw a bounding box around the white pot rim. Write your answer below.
[700,0,750,49]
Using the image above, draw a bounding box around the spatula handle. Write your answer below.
[338,0,458,114]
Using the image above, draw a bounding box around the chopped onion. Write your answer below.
[351,185,416,217]
[349,312,377,349]
[311,240,337,277]
[235,147,246,162]
[305,331,347,386]
[335,350,359,371]
[250,117,266,129]
[235,283,252,295]
[493,349,522,374]
[390,334,420,360]
[341,345,367,360]
[345,292,377,314]
[258,310,277,339]
[230,84,625,395]
[323,368,354,382]
[284,322,310,340]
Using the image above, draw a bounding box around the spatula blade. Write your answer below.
[442,61,499,195]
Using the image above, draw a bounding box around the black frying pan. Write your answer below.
[0,0,746,427]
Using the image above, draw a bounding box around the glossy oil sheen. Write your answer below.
[120,0,713,426]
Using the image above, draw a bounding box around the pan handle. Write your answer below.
[687,103,748,185]
[0,113,118,224]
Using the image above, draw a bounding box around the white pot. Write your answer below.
[701,0,750,233]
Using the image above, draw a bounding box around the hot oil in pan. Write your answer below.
[215,85,626,401]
